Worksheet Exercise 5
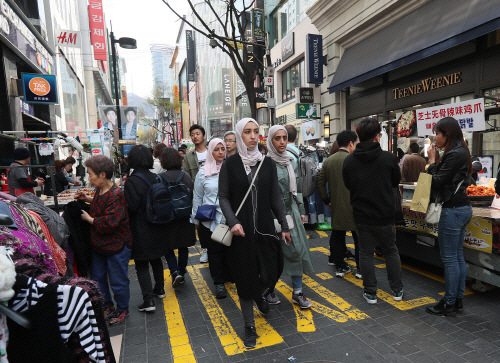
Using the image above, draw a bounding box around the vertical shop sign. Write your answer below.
[173,85,180,113]
[121,86,128,105]
[176,121,182,141]
[222,68,233,114]
[282,32,294,61]
[186,30,196,82]
[306,34,323,84]
[252,9,264,41]
[88,0,107,61]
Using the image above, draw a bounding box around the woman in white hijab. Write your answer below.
[264,125,314,309]
[219,118,291,349]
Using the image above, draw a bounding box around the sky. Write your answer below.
[102,0,191,98]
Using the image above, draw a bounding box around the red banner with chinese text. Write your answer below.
[88,1,107,61]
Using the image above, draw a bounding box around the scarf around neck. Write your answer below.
[203,138,225,177]
[267,125,297,196]
[235,118,263,174]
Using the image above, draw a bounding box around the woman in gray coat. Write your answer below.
[264,125,314,309]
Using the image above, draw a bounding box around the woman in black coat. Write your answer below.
[124,145,171,313]
[219,118,290,349]
[160,148,197,287]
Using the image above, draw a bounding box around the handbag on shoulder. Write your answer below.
[194,194,218,222]
[425,179,466,224]
[211,157,266,246]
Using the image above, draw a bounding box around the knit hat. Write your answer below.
[14,147,31,160]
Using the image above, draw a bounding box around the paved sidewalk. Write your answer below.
[109,230,500,363]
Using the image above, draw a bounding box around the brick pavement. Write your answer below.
[109,230,500,363]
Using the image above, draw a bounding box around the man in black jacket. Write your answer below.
[342,118,403,305]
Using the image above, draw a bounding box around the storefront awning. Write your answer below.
[329,0,500,93]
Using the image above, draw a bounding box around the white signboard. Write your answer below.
[416,98,485,136]
[264,76,274,86]
[302,119,319,141]
[55,29,81,48]
[478,156,493,179]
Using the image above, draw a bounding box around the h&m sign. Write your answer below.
[392,72,462,100]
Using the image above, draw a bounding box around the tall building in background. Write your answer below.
[150,44,175,97]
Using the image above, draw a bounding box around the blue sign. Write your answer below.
[22,74,58,104]
[306,34,323,84]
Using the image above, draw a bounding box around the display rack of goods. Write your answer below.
[467,185,496,196]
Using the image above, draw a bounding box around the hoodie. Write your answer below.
[342,142,401,225]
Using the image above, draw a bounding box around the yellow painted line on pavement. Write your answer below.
[315,230,328,238]
[163,270,196,362]
[312,247,437,310]
[128,259,135,265]
[275,279,351,330]
[346,232,352,236]
[274,280,315,332]
[316,273,333,280]
[186,265,244,356]
[226,284,284,348]
[375,264,386,269]
[303,275,369,321]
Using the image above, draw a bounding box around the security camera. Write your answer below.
[210,38,217,48]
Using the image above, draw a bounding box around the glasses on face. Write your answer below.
[224,140,236,143]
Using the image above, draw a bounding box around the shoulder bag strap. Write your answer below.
[234,156,265,217]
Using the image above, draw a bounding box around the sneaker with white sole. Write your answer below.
[138,300,156,312]
[336,265,352,278]
[200,248,208,263]
[354,269,362,279]
[292,292,312,309]
[328,255,335,266]
[392,290,404,301]
[363,292,377,304]
[263,289,281,305]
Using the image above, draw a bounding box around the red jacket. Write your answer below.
[89,185,132,255]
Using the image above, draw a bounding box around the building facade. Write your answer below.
[151,44,174,98]
[308,0,500,174]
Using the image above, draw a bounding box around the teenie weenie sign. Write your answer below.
[416,98,485,136]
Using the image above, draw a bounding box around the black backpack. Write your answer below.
[134,172,192,224]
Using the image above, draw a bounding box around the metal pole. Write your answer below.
[47,166,59,213]
[110,31,122,140]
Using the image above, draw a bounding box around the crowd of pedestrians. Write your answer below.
[67,115,475,344]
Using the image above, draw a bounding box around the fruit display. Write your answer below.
[466,185,496,196]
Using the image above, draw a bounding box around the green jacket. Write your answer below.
[276,160,313,276]
[183,150,200,181]
[317,150,355,231]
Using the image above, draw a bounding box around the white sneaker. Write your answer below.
[354,269,362,279]
[200,248,208,263]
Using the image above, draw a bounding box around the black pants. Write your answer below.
[198,221,212,249]
[330,230,359,268]
[134,258,164,303]
[199,224,226,285]
[165,248,189,275]
[355,224,403,295]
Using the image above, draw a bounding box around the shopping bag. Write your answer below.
[394,187,405,226]
[410,173,432,213]
[491,194,500,210]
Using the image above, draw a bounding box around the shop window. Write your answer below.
[281,59,305,103]
[270,0,314,46]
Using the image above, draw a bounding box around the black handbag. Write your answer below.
[194,194,218,222]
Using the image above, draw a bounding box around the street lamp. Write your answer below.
[110,31,137,140]
[324,110,330,141]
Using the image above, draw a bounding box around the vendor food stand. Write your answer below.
[398,185,500,287]
[393,98,500,288]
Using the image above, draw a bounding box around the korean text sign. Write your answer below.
[416,98,485,136]
[22,74,58,104]
[88,1,107,61]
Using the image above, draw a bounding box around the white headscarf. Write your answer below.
[267,125,297,196]
[235,118,263,174]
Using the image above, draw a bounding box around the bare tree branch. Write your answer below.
[204,0,228,38]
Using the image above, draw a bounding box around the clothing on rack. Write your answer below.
[63,201,92,278]
[10,277,106,362]
[14,259,116,363]
[39,143,54,156]
[28,211,67,275]
[16,192,70,248]
[0,202,57,275]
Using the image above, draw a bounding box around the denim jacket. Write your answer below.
[191,169,225,232]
